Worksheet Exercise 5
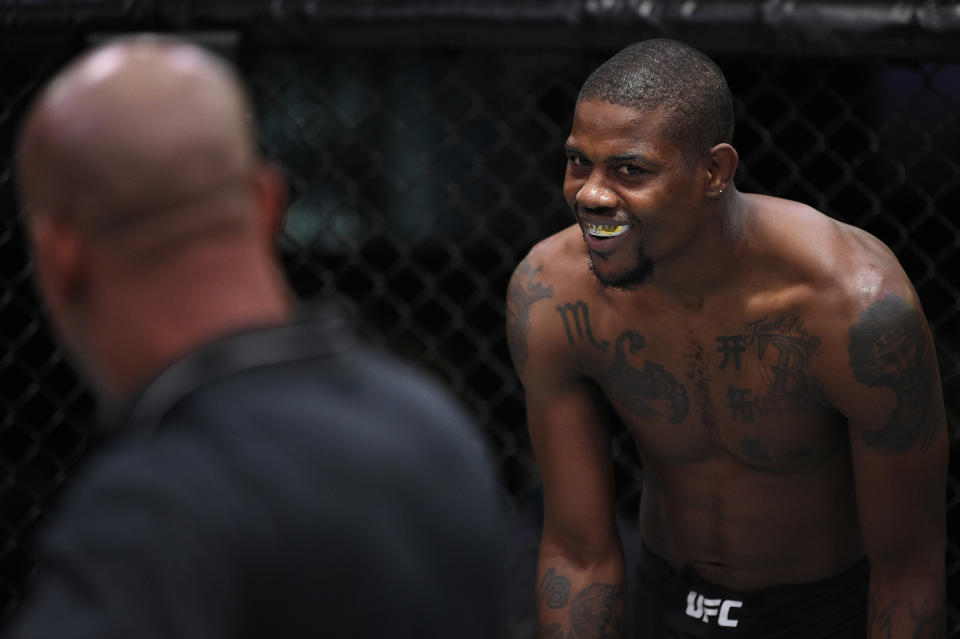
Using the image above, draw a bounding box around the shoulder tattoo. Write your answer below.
[848,294,941,452]
[506,259,554,374]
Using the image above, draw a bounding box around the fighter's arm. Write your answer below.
[506,253,625,639]
[822,277,947,639]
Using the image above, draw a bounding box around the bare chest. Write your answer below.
[557,301,847,469]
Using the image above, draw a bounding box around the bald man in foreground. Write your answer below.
[8,36,506,638]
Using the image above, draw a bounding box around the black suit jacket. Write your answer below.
[7,304,507,638]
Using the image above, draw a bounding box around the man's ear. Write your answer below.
[29,212,89,311]
[252,163,287,244]
[704,143,739,198]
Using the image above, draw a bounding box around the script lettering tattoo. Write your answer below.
[849,294,940,452]
[722,317,822,417]
[740,436,771,463]
[556,301,610,353]
[568,583,624,639]
[868,596,899,639]
[506,259,554,374]
[716,335,746,370]
[604,331,689,423]
[537,567,571,610]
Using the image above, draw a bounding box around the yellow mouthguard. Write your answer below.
[586,222,628,236]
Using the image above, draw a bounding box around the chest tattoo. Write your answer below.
[555,300,609,353]
[718,316,823,421]
[602,331,689,423]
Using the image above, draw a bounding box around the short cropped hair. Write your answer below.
[578,39,735,160]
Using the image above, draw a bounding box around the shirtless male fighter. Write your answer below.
[507,38,947,638]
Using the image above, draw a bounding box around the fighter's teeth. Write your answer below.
[585,222,631,237]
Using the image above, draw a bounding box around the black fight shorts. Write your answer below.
[630,544,869,638]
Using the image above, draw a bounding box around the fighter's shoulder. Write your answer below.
[507,225,594,378]
[509,224,591,297]
[755,194,913,304]
[819,212,916,315]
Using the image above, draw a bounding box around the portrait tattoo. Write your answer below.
[556,301,610,353]
[506,259,554,373]
[537,567,572,610]
[848,294,940,452]
[568,583,624,639]
[604,331,689,423]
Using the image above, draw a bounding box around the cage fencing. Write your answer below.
[1,1,959,635]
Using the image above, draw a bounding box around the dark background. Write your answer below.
[1,1,959,636]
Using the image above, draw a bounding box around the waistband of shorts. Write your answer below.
[638,542,870,606]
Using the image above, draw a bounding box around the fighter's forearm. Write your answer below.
[866,569,945,639]
[535,549,626,639]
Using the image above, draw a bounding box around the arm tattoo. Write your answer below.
[868,596,898,639]
[568,583,624,639]
[603,331,689,423]
[867,595,944,639]
[907,598,944,639]
[848,294,940,452]
[506,259,554,374]
[541,623,564,639]
[538,567,571,609]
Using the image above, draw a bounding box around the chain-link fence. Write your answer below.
[2,1,959,635]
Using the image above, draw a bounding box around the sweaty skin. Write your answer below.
[17,37,291,398]
[508,100,947,638]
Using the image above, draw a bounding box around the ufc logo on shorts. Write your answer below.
[685,590,743,628]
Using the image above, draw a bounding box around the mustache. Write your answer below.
[571,203,627,218]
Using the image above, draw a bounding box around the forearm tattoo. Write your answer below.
[867,595,944,639]
[537,567,624,639]
[538,567,572,609]
[569,583,624,639]
[506,259,554,374]
[848,294,941,452]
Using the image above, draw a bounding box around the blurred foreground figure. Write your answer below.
[9,35,505,638]
[508,38,947,638]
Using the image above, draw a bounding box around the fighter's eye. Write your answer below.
[617,164,646,176]
[567,154,589,167]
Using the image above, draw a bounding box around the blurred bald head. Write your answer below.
[16,35,291,397]
[17,35,258,241]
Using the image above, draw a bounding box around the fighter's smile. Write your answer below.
[584,221,632,238]
[580,217,636,253]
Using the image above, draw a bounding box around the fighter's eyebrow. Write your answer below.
[565,144,659,164]
[607,152,659,167]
